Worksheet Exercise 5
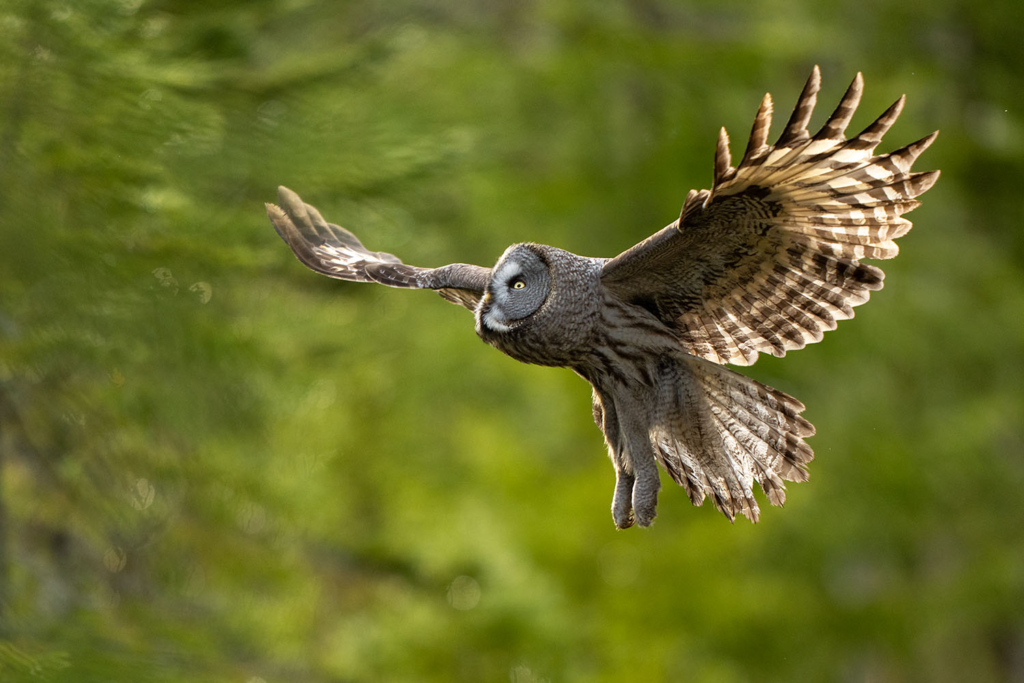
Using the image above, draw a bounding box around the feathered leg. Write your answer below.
[593,386,662,528]
[611,472,635,529]
[593,388,636,528]
[622,405,661,527]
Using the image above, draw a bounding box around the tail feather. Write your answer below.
[701,377,814,480]
[652,356,816,522]
[654,437,701,500]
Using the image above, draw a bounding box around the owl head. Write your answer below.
[476,244,551,334]
[475,243,602,366]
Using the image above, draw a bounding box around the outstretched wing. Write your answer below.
[601,67,939,365]
[267,186,490,311]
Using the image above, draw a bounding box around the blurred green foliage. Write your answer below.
[1,0,1022,681]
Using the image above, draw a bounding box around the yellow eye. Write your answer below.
[512,279,526,290]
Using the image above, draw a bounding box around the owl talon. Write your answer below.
[632,468,661,527]
[612,471,636,528]
[614,509,635,529]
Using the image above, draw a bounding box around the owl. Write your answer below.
[267,67,938,528]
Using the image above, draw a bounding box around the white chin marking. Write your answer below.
[483,308,510,332]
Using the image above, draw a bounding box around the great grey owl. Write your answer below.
[267,67,938,528]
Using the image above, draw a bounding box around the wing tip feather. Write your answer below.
[714,127,733,185]
[854,94,906,146]
[276,185,306,216]
[911,169,941,196]
[742,93,774,163]
[814,71,865,139]
[776,65,821,147]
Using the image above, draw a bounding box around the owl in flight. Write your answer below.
[268,67,938,528]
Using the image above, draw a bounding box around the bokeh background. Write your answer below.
[1,1,1022,681]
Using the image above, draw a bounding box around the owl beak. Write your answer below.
[476,290,511,333]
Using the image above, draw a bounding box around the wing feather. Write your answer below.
[268,186,490,311]
[601,68,939,365]
[776,65,819,147]
[742,94,774,165]
[815,72,863,139]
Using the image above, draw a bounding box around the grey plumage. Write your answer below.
[267,67,938,528]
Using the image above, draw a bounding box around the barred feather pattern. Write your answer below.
[267,189,404,282]
[680,67,938,365]
[651,356,814,522]
[268,186,489,311]
[603,67,940,367]
[584,296,814,525]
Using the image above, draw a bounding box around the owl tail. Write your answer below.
[652,356,816,522]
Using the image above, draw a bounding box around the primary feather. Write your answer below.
[602,65,939,367]
[268,186,490,310]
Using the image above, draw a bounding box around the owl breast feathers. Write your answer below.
[267,66,938,528]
